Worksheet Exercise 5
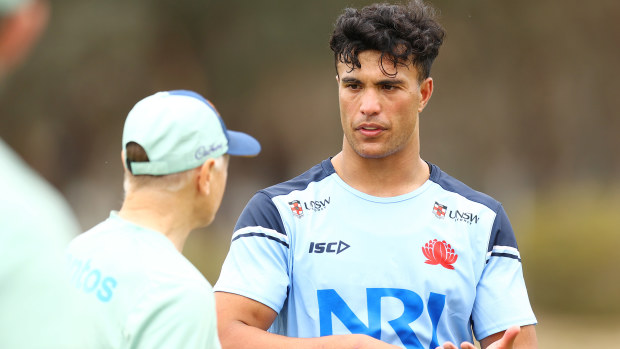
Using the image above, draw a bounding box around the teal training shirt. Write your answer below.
[67,212,221,349]
[0,139,89,348]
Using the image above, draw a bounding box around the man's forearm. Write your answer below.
[219,321,400,349]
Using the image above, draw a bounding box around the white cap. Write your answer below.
[122,90,261,175]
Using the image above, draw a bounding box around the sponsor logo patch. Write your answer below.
[309,240,350,254]
[289,197,331,218]
[432,202,479,224]
[303,197,331,212]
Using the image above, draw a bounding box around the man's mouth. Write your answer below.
[357,124,385,137]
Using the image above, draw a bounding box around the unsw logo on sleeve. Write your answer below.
[289,197,331,218]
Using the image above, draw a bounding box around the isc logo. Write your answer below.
[309,240,350,254]
[318,288,445,349]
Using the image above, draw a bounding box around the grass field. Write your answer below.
[535,312,620,348]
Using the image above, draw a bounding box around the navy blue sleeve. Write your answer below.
[486,205,521,262]
[232,191,289,248]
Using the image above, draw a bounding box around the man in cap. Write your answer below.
[0,0,90,347]
[66,90,260,348]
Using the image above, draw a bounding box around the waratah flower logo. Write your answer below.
[422,239,458,270]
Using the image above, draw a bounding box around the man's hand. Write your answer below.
[436,325,521,349]
[215,291,402,349]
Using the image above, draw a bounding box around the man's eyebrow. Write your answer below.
[340,77,361,84]
[376,79,405,86]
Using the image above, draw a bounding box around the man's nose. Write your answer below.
[359,89,381,116]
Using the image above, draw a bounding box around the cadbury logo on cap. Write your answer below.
[195,143,225,160]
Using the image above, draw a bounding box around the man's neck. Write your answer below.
[331,148,430,197]
[118,190,196,252]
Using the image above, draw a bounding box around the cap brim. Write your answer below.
[226,130,261,157]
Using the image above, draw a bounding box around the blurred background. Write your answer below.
[1,0,618,346]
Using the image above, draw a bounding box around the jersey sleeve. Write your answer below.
[214,191,290,313]
[471,205,537,340]
[127,283,221,349]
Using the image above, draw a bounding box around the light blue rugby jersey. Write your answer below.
[214,158,536,348]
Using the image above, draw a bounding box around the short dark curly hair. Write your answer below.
[329,0,445,80]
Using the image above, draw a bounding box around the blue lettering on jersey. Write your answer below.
[67,256,117,303]
[318,288,445,349]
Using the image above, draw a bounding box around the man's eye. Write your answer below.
[382,85,396,90]
[346,84,360,89]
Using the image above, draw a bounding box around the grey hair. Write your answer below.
[123,155,228,194]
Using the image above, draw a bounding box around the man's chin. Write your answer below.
[354,149,393,159]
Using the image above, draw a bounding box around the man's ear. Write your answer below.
[197,158,216,196]
[418,77,433,113]
[121,150,127,170]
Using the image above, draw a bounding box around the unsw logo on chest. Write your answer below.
[432,201,480,224]
[289,197,331,218]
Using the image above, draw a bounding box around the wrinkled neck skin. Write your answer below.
[118,187,199,252]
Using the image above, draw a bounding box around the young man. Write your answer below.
[66,90,260,348]
[0,0,90,347]
[214,2,537,349]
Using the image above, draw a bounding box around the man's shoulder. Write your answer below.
[428,162,501,212]
[0,140,80,237]
[67,216,126,251]
[67,217,199,281]
[258,158,335,199]
[233,158,335,234]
